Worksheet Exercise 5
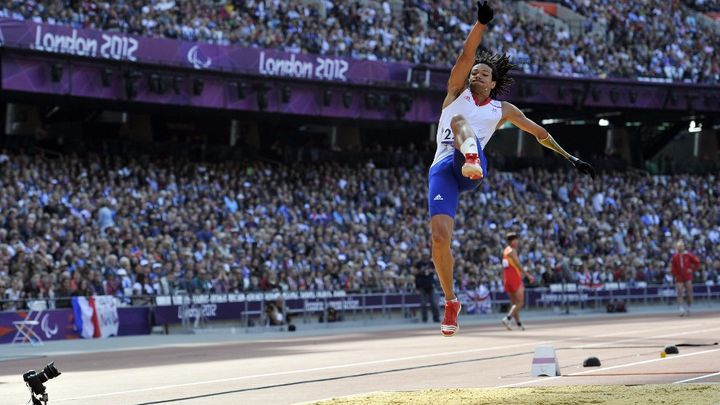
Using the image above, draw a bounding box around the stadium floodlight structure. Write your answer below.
[233,81,247,100]
[377,94,389,109]
[149,74,166,94]
[342,91,352,108]
[192,79,204,96]
[255,83,271,110]
[172,76,183,95]
[322,89,332,107]
[281,86,292,104]
[100,68,112,87]
[628,90,638,104]
[571,88,584,109]
[50,63,63,82]
[364,92,378,109]
[123,70,142,100]
[391,94,413,119]
[685,94,697,110]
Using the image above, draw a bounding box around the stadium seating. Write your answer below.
[0,0,717,83]
[0,150,718,306]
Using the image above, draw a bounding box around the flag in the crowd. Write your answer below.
[72,296,120,339]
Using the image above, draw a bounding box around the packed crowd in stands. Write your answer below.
[0,0,718,83]
[680,0,720,12]
[1,150,718,309]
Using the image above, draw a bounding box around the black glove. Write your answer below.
[571,157,596,179]
[477,1,494,25]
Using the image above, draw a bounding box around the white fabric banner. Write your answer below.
[93,295,119,338]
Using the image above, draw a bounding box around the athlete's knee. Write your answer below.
[431,219,452,249]
[450,114,468,134]
[431,225,451,249]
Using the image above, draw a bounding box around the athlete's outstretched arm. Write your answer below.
[502,101,596,178]
[445,2,494,103]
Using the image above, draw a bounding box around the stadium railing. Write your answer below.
[2,283,718,315]
[1,284,718,342]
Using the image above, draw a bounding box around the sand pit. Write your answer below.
[313,384,720,405]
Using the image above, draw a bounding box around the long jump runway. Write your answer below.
[1,312,719,404]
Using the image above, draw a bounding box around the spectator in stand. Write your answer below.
[156,271,177,295]
[0,281,5,311]
[104,271,122,298]
[178,270,196,294]
[681,0,720,12]
[55,277,73,308]
[414,266,440,323]
[132,272,155,305]
[74,279,93,298]
[90,271,105,296]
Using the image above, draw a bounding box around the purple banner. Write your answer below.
[152,293,423,325]
[2,18,719,115]
[0,307,150,344]
[0,18,409,85]
[524,284,720,306]
[1,52,441,122]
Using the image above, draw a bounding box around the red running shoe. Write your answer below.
[441,300,462,337]
[461,153,483,180]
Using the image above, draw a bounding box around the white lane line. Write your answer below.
[674,371,720,384]
[497,348,720,388]
[54,322,715,402]
[574,325,720,349]
[54,339,562,402]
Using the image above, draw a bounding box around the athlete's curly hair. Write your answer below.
[473,49,516,99]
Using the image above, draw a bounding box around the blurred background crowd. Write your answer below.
[1,150,718,308]
[0,0,718,83]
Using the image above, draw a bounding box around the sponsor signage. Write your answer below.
[0,18,408,84]
[0,307,149,344]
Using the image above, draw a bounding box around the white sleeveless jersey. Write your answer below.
[431,88,503,167]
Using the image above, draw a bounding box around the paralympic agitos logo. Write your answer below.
[40,314,59,339]
[187,45,212,69]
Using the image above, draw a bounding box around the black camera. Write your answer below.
[23,362,61,405]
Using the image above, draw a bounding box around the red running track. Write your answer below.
[1,312,718,404]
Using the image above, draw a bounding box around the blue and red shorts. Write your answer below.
[428,143,487,219]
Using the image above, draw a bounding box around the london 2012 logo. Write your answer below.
[187,45,211,69]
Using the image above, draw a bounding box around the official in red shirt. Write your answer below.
[670,241,700,316]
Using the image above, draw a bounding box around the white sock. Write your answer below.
[460,137,478,156]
